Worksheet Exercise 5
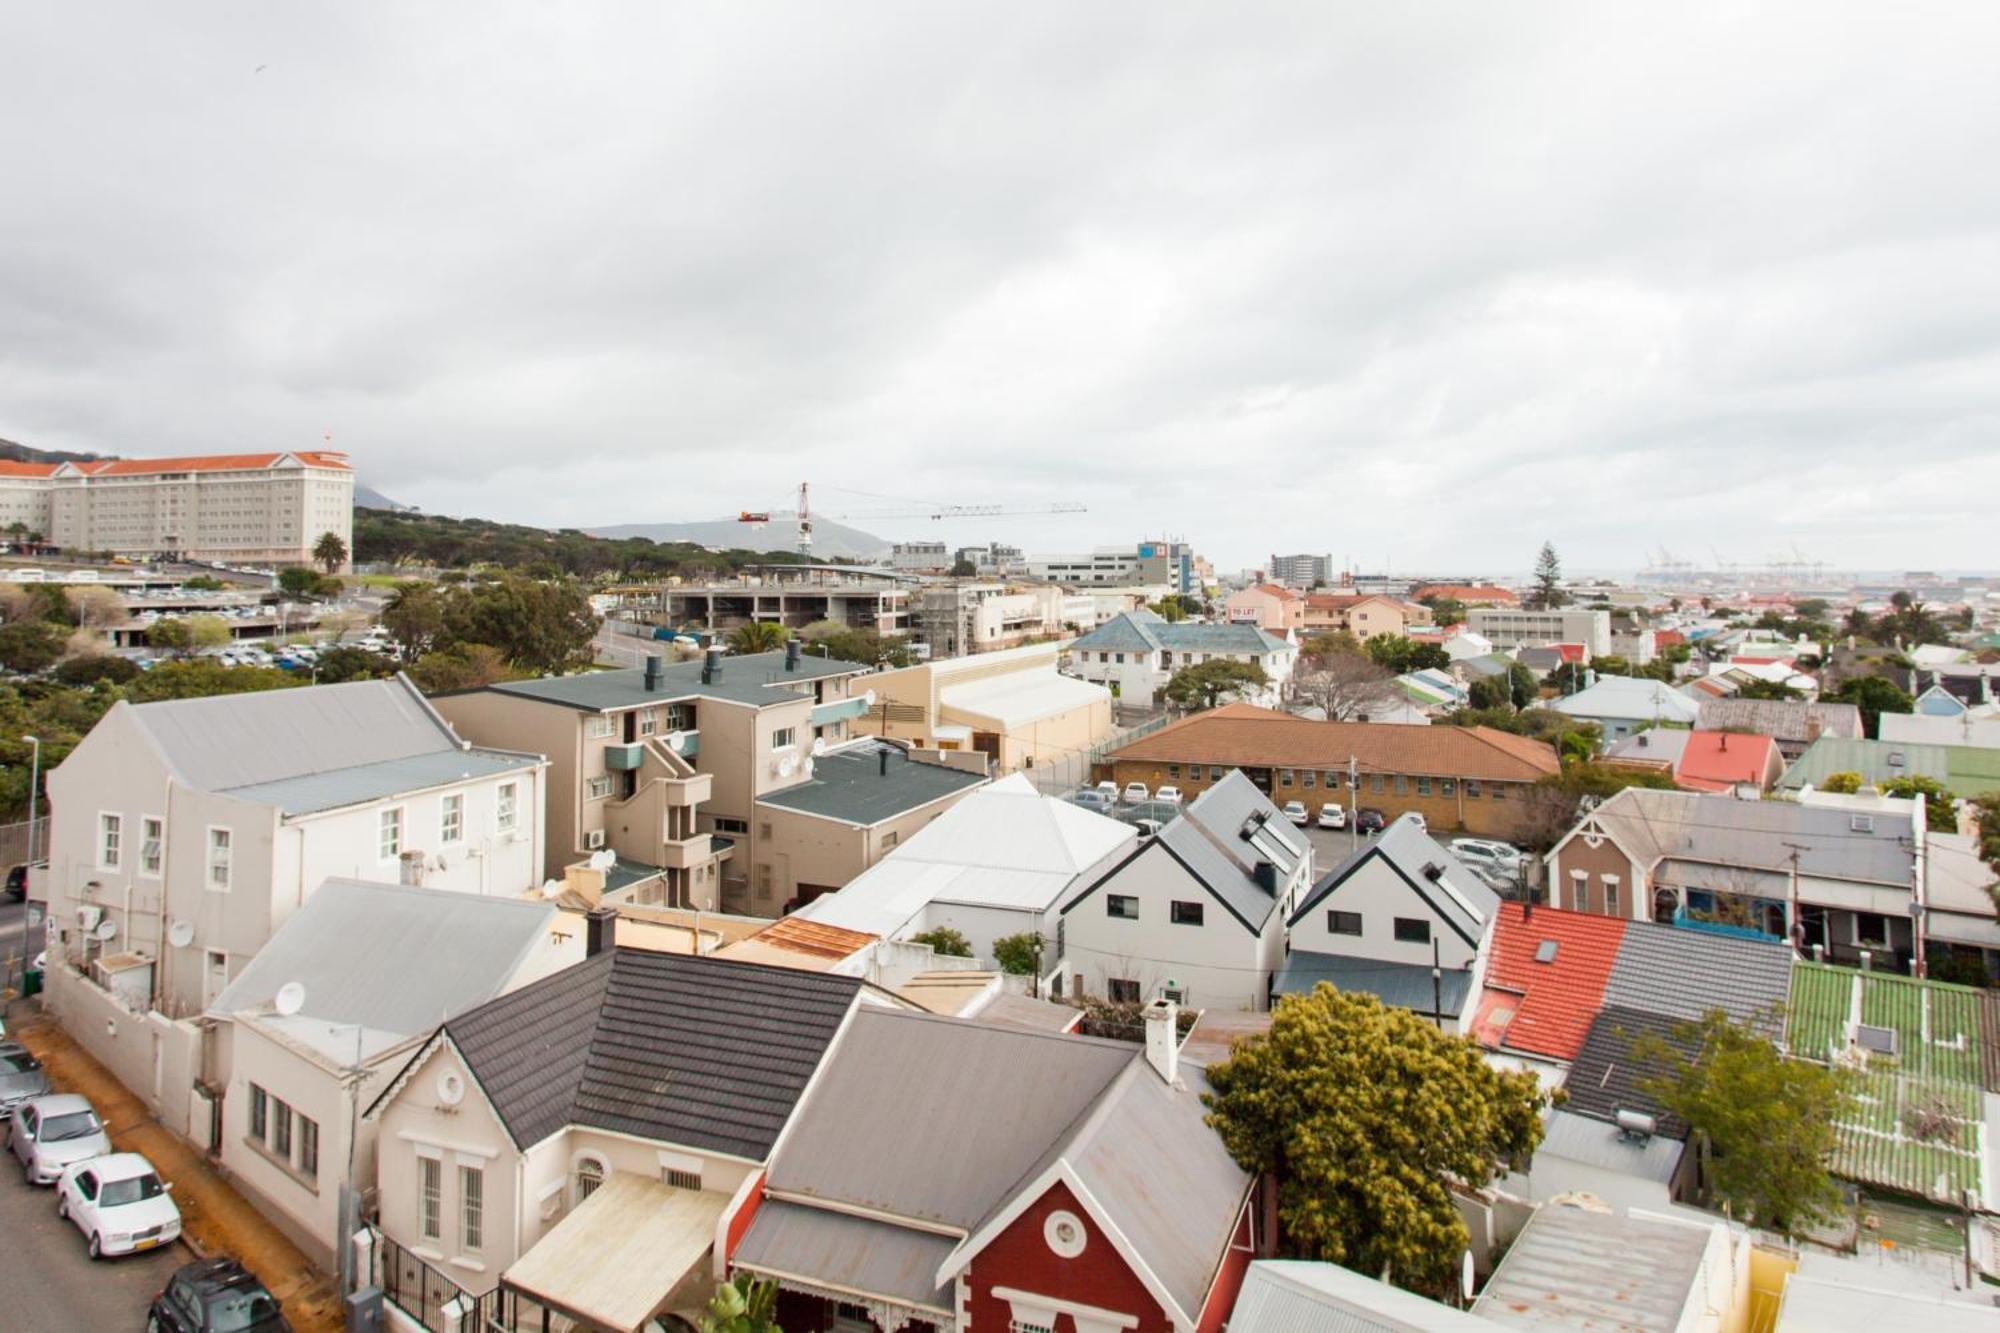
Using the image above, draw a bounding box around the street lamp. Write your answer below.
[20,735,40,865]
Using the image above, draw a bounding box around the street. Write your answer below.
[0,1111,185,1331]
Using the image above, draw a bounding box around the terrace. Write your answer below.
[1786,962,1993,1205]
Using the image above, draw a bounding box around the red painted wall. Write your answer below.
[721,1170,766,1259]
[1194,1200,1254,1333]
[965,1180,1170,1333]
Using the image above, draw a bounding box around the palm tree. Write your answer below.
[727,621,790,655]
[313,530,349,575]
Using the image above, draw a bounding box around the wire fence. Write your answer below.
[0,816,40,870]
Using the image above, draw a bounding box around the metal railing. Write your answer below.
[375,1227,495,1333]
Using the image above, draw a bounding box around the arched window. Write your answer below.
[573,1155,607,1207]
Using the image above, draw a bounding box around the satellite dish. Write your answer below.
[862,690,877,708]
[274,981,307,1017]
[811,737,827,756]
[93,919,118,942]
[541,878,564,899]
[779,754,798,778]
[664,731,685,750]
[167,921,195,949]
[436,1070,466,1106]
[588,848,616,871]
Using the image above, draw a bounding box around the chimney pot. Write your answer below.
[785,639,801,672]
[701,648,721,685]
[879,747,889,777]
[643,655,663,692]
[1143,998,1179,1085]
[1253,860,1279,895]
[585,906,616,957]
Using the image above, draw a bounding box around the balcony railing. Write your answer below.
[374,1227,497,1333]
[809,697,871,727]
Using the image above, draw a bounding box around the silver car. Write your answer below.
[0,1043,50,1115]
[9,1093,112,1186]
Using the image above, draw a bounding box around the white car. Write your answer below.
[1121,783,1150,805]
[57,1151,182,1259]
[1317,803,1346,829]
[1282,800,1309,826]
[1451,838,1523,875]
[1154,785,1183,805]
[1093,781,1119,802]
[9,1093,111,1186]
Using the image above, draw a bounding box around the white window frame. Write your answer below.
[1569,869,1588,912]
[571,1152,609,1208]
[139,816,164,878]
[496,782,518,835]
[637,709,659,736]
[440,793,464,845]
[417,1151,443,1243]
[98,812,122,870]
[584,715,615,740]
[771,726,796,750]
[1602,874,1621,918]
[379,806,404,861]
[459,1161,484,1255]
[585,776,613,802]
[206,825,232,892]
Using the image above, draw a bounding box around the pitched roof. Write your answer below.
[438,949,862,1158]
[754,739,988,825]
[1070,611,1289,655]
[1672,730,1778,792]
[1548,676,1701,724]
[1127,769,1308,932]
[1275,951,1474,1017]
[1289,815,1497,948]
[1411,584,1518,605]
[210,880,557,1063]
[1232,1260,1508,1333]
[1581,786,1918,888]
[1107,703,1559,781]
[1878,712,2000,749]
[1472,905,1626,1061]
[1695,698,1863,744]
[0,460,58,477]
[1561,1008,1694,1138]
[482,649,868,711]
[1473,1202,1713,1333]
[57,450,351,475]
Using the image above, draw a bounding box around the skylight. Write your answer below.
[1534,940,1558,964]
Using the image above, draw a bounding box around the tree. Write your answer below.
[313,530,349,575]
[1419,595,1466,627]
[1291,648,1397,721]
[1515,761,1675,855]
[1361,635,1449,675]
[909,927,972,958]
[1634,1009,1854,1232]
[1204,986,1544,1297]
[452,574,600,675]
[1826,674,1914,738]
[1735,678,1803,701]
[1881,775,1958,832]
[1818,770,1863,795]
[1467,674,1513,711]
[382,583,451,662]
[407,643,511,693]
[1526,541,1568,610]
[315,646,398,684]
[728,621,791,655]
[52,654,141,687]
[949,558,977,577]
[65,585,125,632]
[797,622,915,668]
[699,1274,779,1333]
[1163,659,1269,712]
[1147,597,1188,623]
[278,566,332,598]
[992,932,1041,975]
[124,660,302,703]
[0,621,66,674]
[1300,630,1363,659]
[1969,793,2000,910]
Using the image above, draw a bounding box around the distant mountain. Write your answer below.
[0,438,107,465]
[589,516,893,561]
[355,483,412,511]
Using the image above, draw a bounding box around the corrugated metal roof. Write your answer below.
[1774,1274,2000,1332]
[1232,1260,1507,1333]
[732,1201,955,1314]
[485,650,866,712]
[1777,737,1954,793]
[1548,677,1701,724]
[939,670,1109,730]
[1586,787,1917,888]
[219,747,536,814]
[127,677,459,792]
[1534,1109,1685,1184]
[209,880,556,1058]
[973,992,1083,1034]
[1473,1203,1710,1332]
[1696,699,1863,745]
[754,740,987,825]
[1275,952,1473,1016]
[444,949,861,1158]
[1070,611,1290,655]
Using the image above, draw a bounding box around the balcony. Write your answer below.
[603,742,645,771]
[810,697,870,728]
[666,729,699,759]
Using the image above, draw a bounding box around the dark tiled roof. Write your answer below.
[1602,916,1791,1031]
[1563,1007,1693,1139]
[755,741,988,825]
[444,949,861,1158]
[484,650,868,712]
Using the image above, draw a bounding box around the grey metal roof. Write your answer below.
[1559,1009,1694,1138]
[484,649,867,712]
[1150,770,1307,932]
[1275,951,1473,1017]
[972,992,1082,1034]
[1603,918,1792,1028]
[127,676,460,792]
[754,740,987,825]
[219,747,537,815]
[1070,611,1289,656]
[1548,677,1700,723]
[210,880,556,1058]
[441,949,861,1158]
[1601,728,1691,767]
[1473,1202,1710,1331]
[1534,1109,1686,1186]
[1584,787,1917,888]
[1289,816,1497,947]
[1231,1260,1507,1333]
[1695,698,1863,746]
[732,1201,954,1314]
[1775,736,1951,792]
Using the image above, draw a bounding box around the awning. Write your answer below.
[503,1174,725,1332]
[732,1199,956,1316]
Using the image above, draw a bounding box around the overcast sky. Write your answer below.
[5,5,1998,575]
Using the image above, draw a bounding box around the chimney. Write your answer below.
[585,905,616,957]
[701,648,721,685]
[785,639,801,672]
[1143,998,1179,1085]
[1719,732,1728,751]
[1523,890,1534,922]
[643,655,663,692]
[1253,860,1278,896]
[879,747,890,777]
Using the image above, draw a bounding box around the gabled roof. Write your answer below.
[1232,1260,1507,1332]
[1289,815,1497,948]
[1107,703,1559,781]
[1070,610,1289,656]
[1561,1008,1694,1138]
[210,880,557,1064]
[434,949,862,1159]
[54,450,351,475]
[1672,730,1778,792]
[0,460,59,477]
[1576,786,1918,887]
[1548,676,1701,724]
[482,649,868,711]
[1878,712,2000,749]
[1473,1202,1714,1333]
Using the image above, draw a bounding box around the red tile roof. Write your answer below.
[1473,904,1626,1061]
[1553,643,1587,663]
[1653,630,1686,649]
[1412,584,1519,606]
[0,461,59,477]
[61,451,352,476]
[1673,730,1776,794]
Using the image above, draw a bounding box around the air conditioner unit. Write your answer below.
[584,830,607,851]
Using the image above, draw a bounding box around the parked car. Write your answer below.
[1355,808,1387,835]
[0,1043,50,1114]
[1093,781,1119,802]
[1450,838,1522,880]
[1316,803,1346,830]
[1131,817,1166,837]
[1281,800,1309,825]
[150,1256,291,1333]
[1121,782,1150,805]
[9,1093,111,1185]
[1154,784,1183,805]
[57,1151,181,1259]
[4,862,27,901]
[1070,789,1115,814]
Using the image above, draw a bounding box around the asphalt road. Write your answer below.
[0,1118,186,1331]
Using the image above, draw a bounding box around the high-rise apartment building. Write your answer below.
[1268,552,1333,587]
[0,451,354,567]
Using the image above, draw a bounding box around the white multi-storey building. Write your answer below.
[1467,606,1613,657]
[3,450,354,567]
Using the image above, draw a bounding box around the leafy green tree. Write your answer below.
[1300,629,1363,658]
[699,1274,779,1333]
[1204,986,1544,1298]
[451,574,600,674]
[1735,678,1802,701]
[278,566,333,598]
[149,614,230,658]
[1147,597,1188,623]
[315,646,398,684]
[1881,775,1958,832]
[52,655,141,687]
[950,558,977,577]
[1826,674,1914,738]
[313,530,349,574]
[1419,595,1466,627]
[1467,674,1513,711]
[1525,541,1568,610]
[182,574,225,592]
[728,621,791,655]
[0,621,66,674]
[1634,1009,1854,1232]
[1818,770,1863,794]
[1163,658,1269,712]
[909,927,972,958]
[1362,635,1449,675]
[992,932,1042,975]
[797,622,915,668]
[1506,660,1540,708]
[124,661,302,703]
[381,582,451,662]
[407,643,511,692]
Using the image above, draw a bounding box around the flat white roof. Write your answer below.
[940,669,1109,730]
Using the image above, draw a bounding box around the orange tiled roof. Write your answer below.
[1106,703,1560,781]
[1473,903,1625,1061]
[64,451,352,476]
[0,461,59,477]
[749,915,878,961]
[1674,730,1776,793]
[1413,584,1519,605]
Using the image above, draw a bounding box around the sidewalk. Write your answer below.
[5,1002,344,1333]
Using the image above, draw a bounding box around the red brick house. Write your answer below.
[726,1001,1256,1332]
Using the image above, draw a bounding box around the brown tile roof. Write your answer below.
[1412,584,1518,605]
[1107,703,1561,780]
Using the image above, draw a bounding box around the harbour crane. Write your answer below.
[740,482,1087,559]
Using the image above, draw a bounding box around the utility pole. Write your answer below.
[21,735,41,866]
[1349,754,1358,854]
[1432,938,1443,1031]
[1780,842,1809,951]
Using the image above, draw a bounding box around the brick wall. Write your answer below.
[1106,758,1541,842]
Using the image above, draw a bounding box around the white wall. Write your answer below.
[1287,853,1484,971]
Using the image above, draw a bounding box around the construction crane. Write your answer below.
[740,482,1087,559]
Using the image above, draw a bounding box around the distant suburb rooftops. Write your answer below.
[480,648,870,711]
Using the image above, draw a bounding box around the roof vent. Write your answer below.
[1855,1023,1898,1056]
[1534,939,1558,964]
[1850,814,1874,833]
[1422,862,1445,882]
[1886,750,1906,768]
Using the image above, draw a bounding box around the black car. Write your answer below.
[148,1257,290,1333]
[1355,808,1387,835]
[3,863,26,902]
